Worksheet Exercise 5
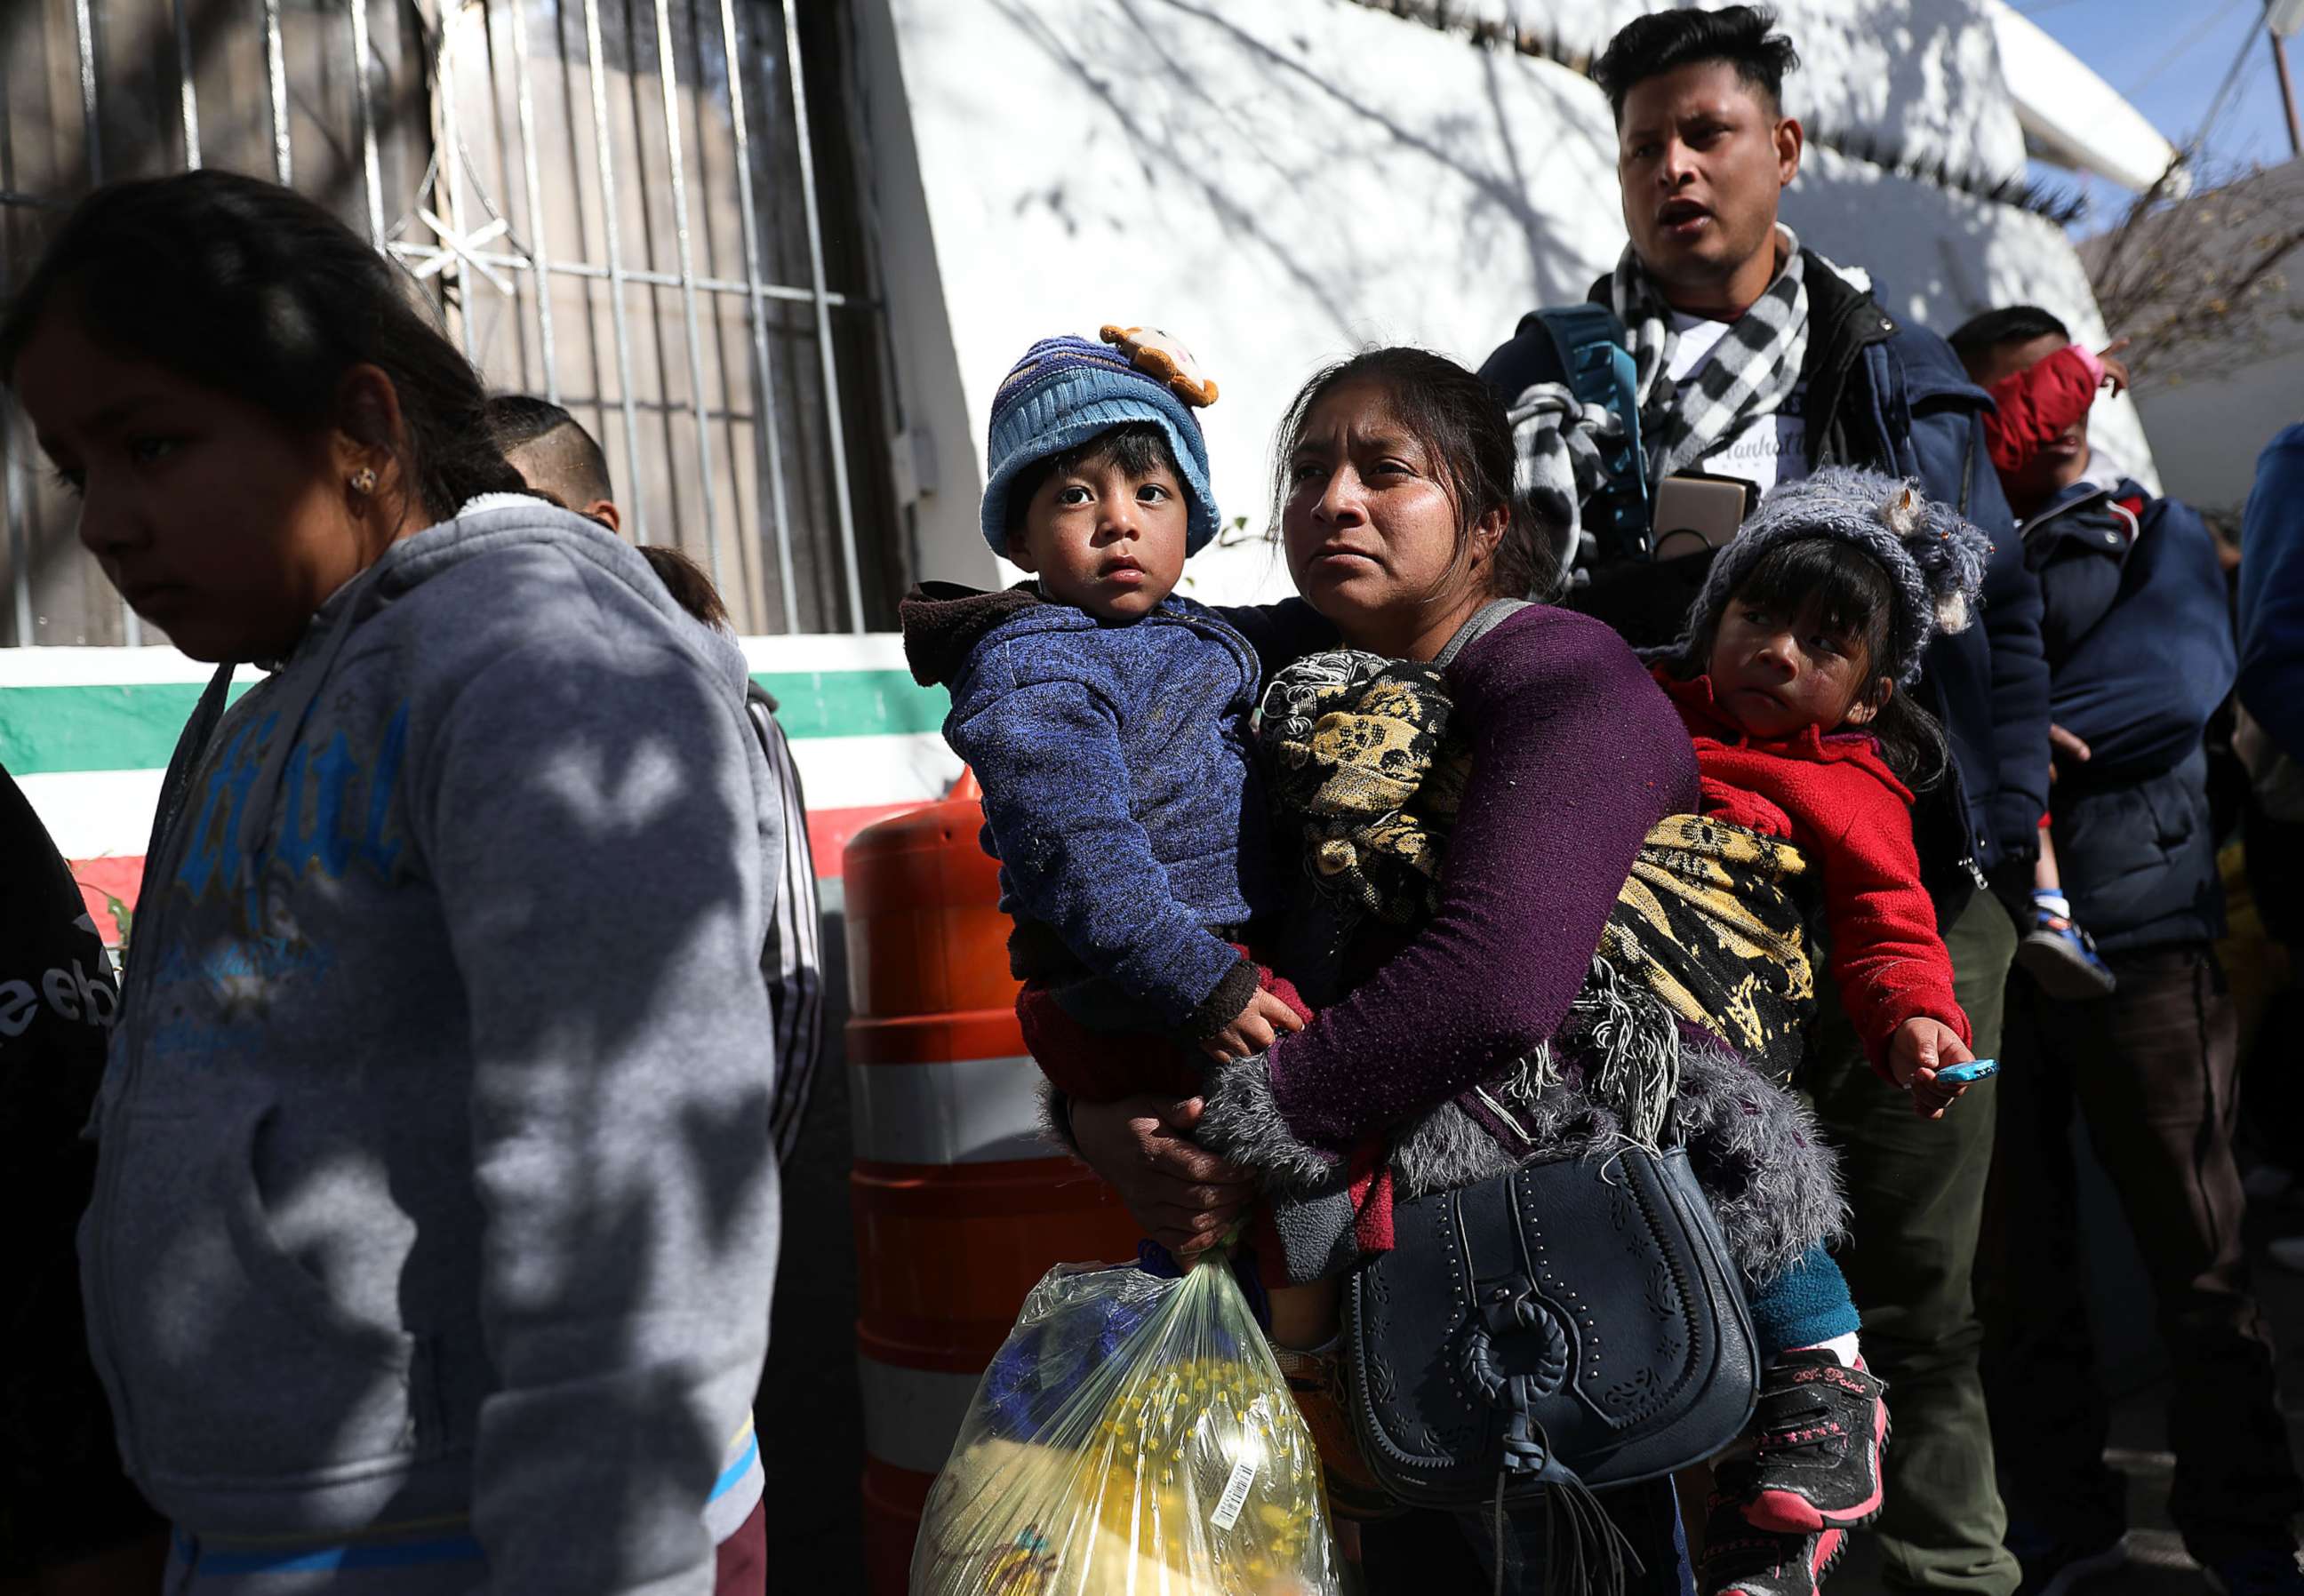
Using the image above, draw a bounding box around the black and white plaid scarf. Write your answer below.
[1612,225,1810,486]
[1507,227,1811,573]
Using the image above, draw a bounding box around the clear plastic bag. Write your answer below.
[912,1255,1344,1596]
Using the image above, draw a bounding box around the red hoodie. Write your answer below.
[1983,343,2104,480]
[1655,668,1971,1077]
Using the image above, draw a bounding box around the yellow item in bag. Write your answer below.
[912,1256,1342,1596]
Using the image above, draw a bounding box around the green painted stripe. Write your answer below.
[0,681,252,776]
[0,671,948,776]
[748,670,948,741]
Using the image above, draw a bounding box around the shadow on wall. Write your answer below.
[974,0,1619,327]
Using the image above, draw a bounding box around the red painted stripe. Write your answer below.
[69,858,142,948]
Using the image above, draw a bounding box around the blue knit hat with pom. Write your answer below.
[1683,466,1992,687]
[980,333,1219,555]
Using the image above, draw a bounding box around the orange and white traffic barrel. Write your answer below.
[844,772,1140,1594]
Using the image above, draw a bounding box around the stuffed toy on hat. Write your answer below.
[1099,324,1220,407]
[979,328,1221,555]
[1680,466,1992,687]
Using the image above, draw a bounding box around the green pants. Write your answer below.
[1806,890,2021,1595]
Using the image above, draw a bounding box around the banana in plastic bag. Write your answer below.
[911,1255,1344,1596]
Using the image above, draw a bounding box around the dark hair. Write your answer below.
[486,393,721,626]
[1946,304,2072,363]
[1004,422,1181,536]
[0,170,523,524]
[639,545,731,631]
[1592,5,1801,124]
[486,393,615,508]
[1690,537,1951,788]
[1270,347,1553,602]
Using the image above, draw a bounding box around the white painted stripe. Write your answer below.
[788,731,960,811]
[850,1054,1055,1165]
[0,635,915,686]
[858,1355,984,1477]
[0,646,261,688]
[19,736,956,865]
[735,632,913,674]
[17,768,166,860]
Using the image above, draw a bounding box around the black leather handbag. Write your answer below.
[1341,1144,1757,1510]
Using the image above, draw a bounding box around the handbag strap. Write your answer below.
[1460,1275,1643,1596]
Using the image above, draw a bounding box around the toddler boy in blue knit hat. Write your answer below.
[900,327,1332,1099]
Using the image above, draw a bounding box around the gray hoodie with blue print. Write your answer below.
[82,498,778,1592]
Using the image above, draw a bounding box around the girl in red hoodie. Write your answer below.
[1658,467,1991,1108]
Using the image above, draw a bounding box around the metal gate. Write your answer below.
[0,0,896,642]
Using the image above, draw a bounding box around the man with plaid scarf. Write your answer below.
[1481,9,2049,1596]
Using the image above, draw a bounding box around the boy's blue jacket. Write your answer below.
[2022,474,2236,951]
[900,582,1329,1038]
[2240,423,2304,762]
[1483,254,2051,892]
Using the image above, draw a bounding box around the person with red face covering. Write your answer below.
[1953,308,2139,1001]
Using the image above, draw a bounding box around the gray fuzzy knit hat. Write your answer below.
[1683,466,1992,687]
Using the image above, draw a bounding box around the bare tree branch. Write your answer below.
[2083,154,2304,385]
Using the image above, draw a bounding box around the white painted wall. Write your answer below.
[1501,0,2029,179]
[853,0,2155,607]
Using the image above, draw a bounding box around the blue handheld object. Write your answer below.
[1936,1057,1999,1085]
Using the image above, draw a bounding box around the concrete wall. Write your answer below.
[852,0,2156,615]
[2135,354,2304,521]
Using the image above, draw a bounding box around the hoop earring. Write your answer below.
[349,467,378,496]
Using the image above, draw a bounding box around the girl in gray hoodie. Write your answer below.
[4,171,781,1595]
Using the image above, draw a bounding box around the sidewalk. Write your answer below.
[1834,1185,2304,1592]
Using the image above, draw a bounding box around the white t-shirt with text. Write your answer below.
[1662,311,1810,499]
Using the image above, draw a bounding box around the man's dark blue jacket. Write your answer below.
[2023,475,2236,951]
[1482,254,2052,900]
[2239,423,2304,762]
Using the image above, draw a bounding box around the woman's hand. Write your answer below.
[1068,1094,1258,1257]
[1198,987,1307,1064]
[1889,1017,1975,1119]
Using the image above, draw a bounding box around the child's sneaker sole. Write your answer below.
[2014,930,2117,1001]
[1706,1514,1846,1596]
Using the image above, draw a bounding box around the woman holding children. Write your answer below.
[916,328,1994,1596]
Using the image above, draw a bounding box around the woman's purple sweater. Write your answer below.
[1263,602,1700,1152]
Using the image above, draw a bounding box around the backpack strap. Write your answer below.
[1505,305,1652,563]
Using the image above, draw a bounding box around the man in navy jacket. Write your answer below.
[1480,10,2046,1592]
[1955,309,2303,1595]
[2241,424,2304,763]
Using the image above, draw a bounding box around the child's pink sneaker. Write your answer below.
[1724,1349,1890,1534]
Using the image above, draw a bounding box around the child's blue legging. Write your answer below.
[1747,1242,1860,1358]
